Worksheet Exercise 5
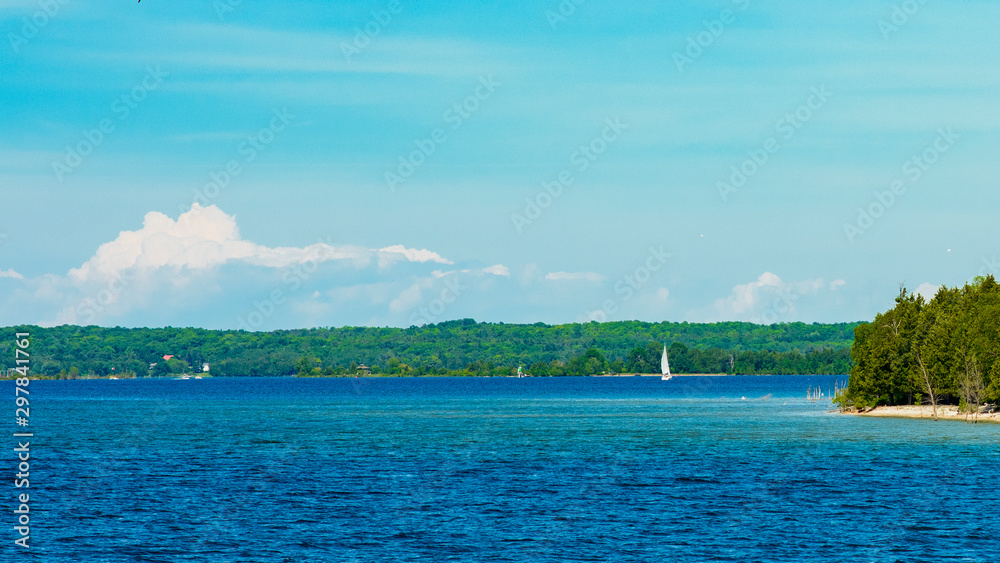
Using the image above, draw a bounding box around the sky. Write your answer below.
[1,0,999,330]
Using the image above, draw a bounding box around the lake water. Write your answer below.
[13,375,1000,562]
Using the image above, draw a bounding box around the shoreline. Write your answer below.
[845,405,1000,423]
[591,373,730,377]
[4,372,838,381]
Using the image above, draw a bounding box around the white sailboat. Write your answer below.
[661,345,672,381]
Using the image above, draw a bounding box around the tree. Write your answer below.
[0,321,858,379]
[842,276,1000,413]
[566,348,606,376]
[913,349,939,421]
[668,342,691,373]
[625,345,654,373]
[958,355,985,422]
[151,362,171,378]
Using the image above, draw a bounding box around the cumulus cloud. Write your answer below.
[914,282,941,301]
[712,272,829,322]
[68,204,451,283]
[829,279,846,291]
[0,269,23,280]
[483,264,510,277]
[545,271,605,283]
[716,272,784,315]
[15,204,472,327]
[377,244,452,266]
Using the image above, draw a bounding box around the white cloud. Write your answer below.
[829,279,846,291]
[68,204,451,284]
[0,269,23,280]
[388,280,432,314]
[11,204,473,327]
[430,264,511,279]
[914,282,941,301]
[712,272,829,322]
[716,272,784,315]
[483,264,510,277]
[545,271,605,283]
[377,244,452,266]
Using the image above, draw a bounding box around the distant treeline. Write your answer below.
[1,319,858,378]
[838,276,1000,411]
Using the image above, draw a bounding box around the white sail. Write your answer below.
[661,345,671,380]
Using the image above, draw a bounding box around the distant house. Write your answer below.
[202,363,210,372]
[163,355,174,361]
[357,364,371,375]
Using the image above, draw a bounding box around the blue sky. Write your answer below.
[1,0,999,330]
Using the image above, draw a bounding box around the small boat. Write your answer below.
[661,345,672,381]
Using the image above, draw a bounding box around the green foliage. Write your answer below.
[845,276,1000,407]
[151,361,172,378]
[1,319,859,378]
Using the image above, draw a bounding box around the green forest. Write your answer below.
[1,319,858,378]
[837,276,1000,413]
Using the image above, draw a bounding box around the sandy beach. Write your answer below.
[847,405,1000,423]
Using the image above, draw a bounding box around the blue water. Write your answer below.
[9,375,1000,562]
